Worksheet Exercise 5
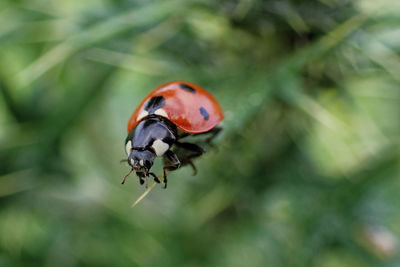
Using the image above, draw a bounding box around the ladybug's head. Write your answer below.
[121,148,156,185]
[128,149,155,174]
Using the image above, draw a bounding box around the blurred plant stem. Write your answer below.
[15,0,185,88]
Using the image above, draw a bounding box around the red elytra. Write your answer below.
[127,81,224,134]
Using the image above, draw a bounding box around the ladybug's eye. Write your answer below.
[125,140,132,155]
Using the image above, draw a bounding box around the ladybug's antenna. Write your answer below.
[121,168,133,184]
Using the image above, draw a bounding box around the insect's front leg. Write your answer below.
[136,172,146,186]
[162,150,181,189]
[149,172,161,183]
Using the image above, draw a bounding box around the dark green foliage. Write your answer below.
[0,0,399,266]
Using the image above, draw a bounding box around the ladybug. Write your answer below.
[122,81,224,188]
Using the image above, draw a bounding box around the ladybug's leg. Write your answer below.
[174,142,204,175]
[187,161,198,176]
[205,127,222,146]
[162,150,181,189]
[136,172,145,185]
[178,127,222,141]
[177,127,222,150]
[149,172,161,183]
[178,132,190,139]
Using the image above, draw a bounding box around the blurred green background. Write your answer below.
[0,0,399,266]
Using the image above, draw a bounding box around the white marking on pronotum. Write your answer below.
[125,140,132,155]
[152,139,169,157]
[137,110,149,122]
[139,160,144,166]
[154,108,168,118]
[130,158,135,166]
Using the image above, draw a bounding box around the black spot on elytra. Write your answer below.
[144,96,166,113]
[199,107,209,121]
[179,84,196,93]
